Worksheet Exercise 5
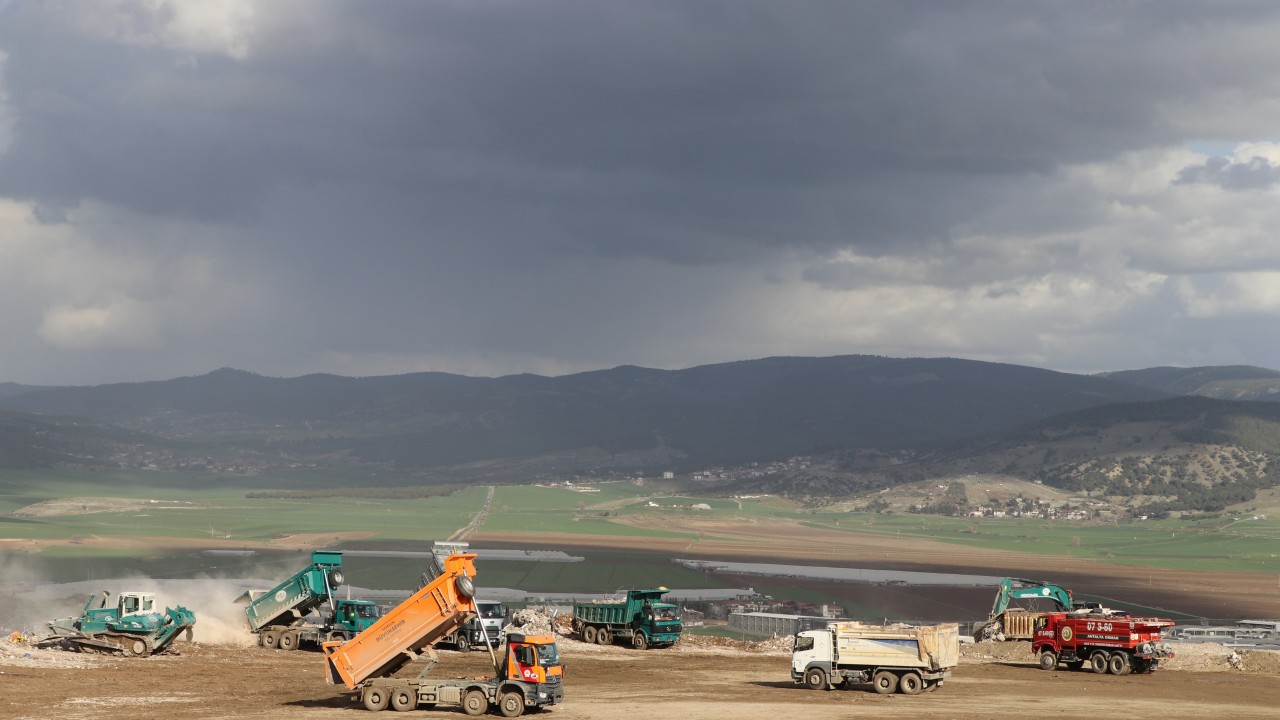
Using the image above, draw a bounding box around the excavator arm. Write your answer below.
[990,578,1072,615]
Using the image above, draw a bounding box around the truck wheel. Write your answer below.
[596,629,611,645]
[1107,652,1131,676]
[279,632,297,651]
[462,689,489,716]
[898,672,923,695]
[1038,651,1058,670]
[262,630,279,649]
[455,634,471,653]
[871,670,899,695]
[1090,651,1108,674]
[803,667,828,691]
[126,638,150,657]
[362,687,390,712]
[456,575,475,599]
[498,691,526,718]
[632,632,649,650]
[583,626,598,644]
[389,687,416,712]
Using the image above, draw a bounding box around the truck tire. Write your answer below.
[362,687,390,712]
[632,632,649,650]
[455,634,471,653]
[262,630,279,649]
[389,687,415,712]
[462,689,489,716]
[1090,651,1108,674]
[279,632,297,651]
[455,575,475,599]
[803,667,828,691]
[898,672,923,695]
[871,670,899,695]
[596,629,611,645]
[498,691,526,718]
[1038,651,1058,670]
[583,626,598,644]
[1107,652,1131,676]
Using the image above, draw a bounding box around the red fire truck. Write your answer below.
[1032,612,1175,675]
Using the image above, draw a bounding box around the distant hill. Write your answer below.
[0,382,54,401]
[741,395,1280,514]
[0,409,169,470]
[0,356,1170,478]
[1099,365,1280,401]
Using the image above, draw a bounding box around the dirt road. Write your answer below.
[2,638,1275,720]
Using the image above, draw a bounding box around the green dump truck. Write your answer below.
[572,589,682,650]
[37,590,197,656]
[240,550,382,650]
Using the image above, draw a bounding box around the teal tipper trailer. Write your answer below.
[240,550,383,650]
[572,589,682,650]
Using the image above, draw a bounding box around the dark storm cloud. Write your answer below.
[2,0,1256,256]
[3,1,1280,384]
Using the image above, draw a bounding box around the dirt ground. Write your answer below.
[2,634,1277,720]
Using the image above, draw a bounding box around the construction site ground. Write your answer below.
[2,633,1277,720]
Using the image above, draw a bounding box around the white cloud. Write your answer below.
[1176,273,1280,318]
[38,298,159,350]
[68,0,257,60]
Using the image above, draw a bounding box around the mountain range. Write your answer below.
[2,356,1279,511]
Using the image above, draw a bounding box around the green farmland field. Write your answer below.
[2,471,1280,609]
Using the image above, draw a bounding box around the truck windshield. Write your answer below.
[655,607,680,622]
[354,604,381,619]
[536,643,560,666]
[479,603,506,619]
[794,635,814,652]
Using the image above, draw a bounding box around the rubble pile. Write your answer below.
[0,636,113,670]
[1164,643,1280,673]
[503,606,560,636]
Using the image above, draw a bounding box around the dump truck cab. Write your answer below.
[333,600,383,634]
[497,633,564,711]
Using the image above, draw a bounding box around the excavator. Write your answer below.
[973,578,1079,641]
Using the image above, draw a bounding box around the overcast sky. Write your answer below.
[3,1,1280,386]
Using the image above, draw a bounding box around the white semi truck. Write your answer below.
[442,599,506,651]
[791,621,959,695]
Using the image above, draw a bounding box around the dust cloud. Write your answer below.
[0,557,277,646]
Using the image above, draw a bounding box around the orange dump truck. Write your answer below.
[322,549,564,716]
